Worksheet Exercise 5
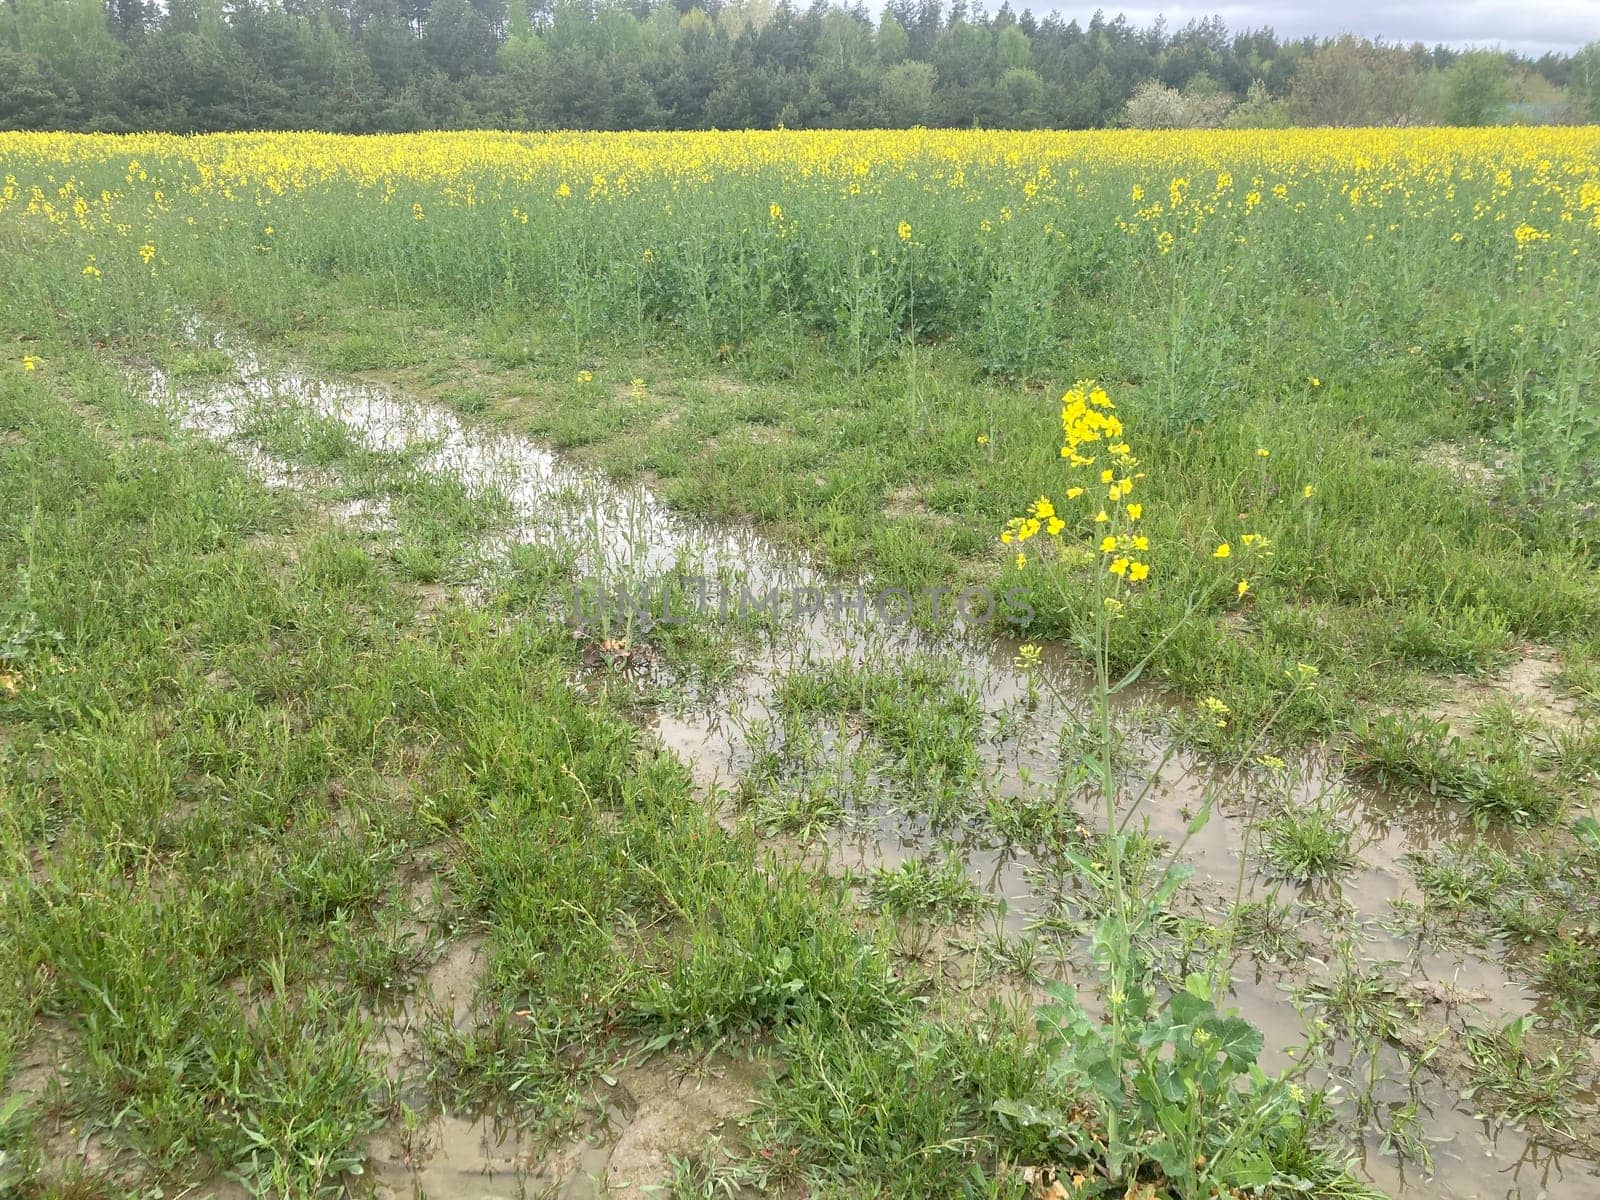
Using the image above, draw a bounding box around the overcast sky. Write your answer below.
[1022,3,1599,56]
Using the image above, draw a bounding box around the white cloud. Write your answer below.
[1021,3,1598,56]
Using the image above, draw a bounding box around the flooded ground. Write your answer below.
[367,1053,766,1200]
[141,330,1599,1199]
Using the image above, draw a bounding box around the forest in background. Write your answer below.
[3,0,1599,134]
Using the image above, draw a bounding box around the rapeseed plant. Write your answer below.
[997,383,1319,1197]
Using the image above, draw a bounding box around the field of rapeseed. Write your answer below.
[4,128,1600,1198]
[6,128,1600,372]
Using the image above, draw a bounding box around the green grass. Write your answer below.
[863,854,993,920]
[139,264,1598,804]
[0,329,1383,1198]
[0,336,909,1193]
[1258,800,1362,884]
[771,656,986,820]
[736,721,869,838]
[1463,1016,1576,1136]
[1410,814,1600,1024]
[1349,712,1557,825]
[756,1006,1054,1198]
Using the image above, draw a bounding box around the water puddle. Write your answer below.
[141,332,1597,1198]
[367,1054,766,1199]
[367,1105,613,1200]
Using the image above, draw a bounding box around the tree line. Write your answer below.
[3,0,1598,133]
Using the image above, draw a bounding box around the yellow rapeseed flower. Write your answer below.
[1001,381,1156,591]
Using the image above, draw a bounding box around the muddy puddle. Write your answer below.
[365,1051,767,1200]
[143,332,1597,1199]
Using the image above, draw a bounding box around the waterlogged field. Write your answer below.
[2,128,1600,1199]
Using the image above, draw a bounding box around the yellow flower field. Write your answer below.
[2,128,1595,411]
[5,127,1598,377]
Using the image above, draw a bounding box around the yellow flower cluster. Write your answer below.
[1002,381,1149,582]
[1003,384,1291,599]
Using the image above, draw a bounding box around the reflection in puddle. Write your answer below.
[143,334,1595,1199]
